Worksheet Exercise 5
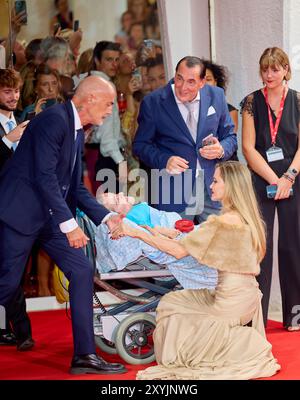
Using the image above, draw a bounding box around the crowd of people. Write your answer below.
[0,0,299,381]
[0,0,166,299]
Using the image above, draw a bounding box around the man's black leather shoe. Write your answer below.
[70,353,127,375]
[17,337,35,351]
[0,332,17,346]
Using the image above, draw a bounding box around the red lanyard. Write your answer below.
[263,86,287,146]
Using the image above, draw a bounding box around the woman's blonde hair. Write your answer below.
[77,48,93,76]
[216,161,266,262]
[259,47,291,81]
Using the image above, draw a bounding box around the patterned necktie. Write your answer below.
[6,120,18,151]
[184,101,198,142]
[183,102,201,174]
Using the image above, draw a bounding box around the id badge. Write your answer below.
[266,146,284,163]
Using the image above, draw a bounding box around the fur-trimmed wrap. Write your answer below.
[180,215,260,275]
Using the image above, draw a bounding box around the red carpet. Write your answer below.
[0,309,299,380]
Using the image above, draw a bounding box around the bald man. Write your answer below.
[0,76,126,374]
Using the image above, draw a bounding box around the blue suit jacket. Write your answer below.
[133,81,237,212]
[0,101,109,235]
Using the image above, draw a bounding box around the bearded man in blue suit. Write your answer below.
[0,76,126,375]
[133,56,237,222]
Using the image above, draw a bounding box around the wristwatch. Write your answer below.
[218,147,225,159]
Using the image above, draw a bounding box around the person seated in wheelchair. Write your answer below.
[95,191,217,290]
[97,191,182,237]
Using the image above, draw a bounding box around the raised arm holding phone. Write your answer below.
[0,69,33,351]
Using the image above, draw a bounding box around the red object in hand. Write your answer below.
[117,92,127,113]
[175,219,194,233]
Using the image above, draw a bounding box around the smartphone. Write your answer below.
[25,111,36,121]
[73,20,79,32]
[132,67,142,83]
[15,1,27,25]
[143,39,154,50]
[202,133,214,147]
[266,184,293,199]
[53,22,61,35]
[44,99,57,108]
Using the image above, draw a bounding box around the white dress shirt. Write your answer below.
[59,101,81,234]
[171,85,202,174]
[0,112,17,149]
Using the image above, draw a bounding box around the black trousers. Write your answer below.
[255,177,300,327]
[0,220,96,356]
[0,286,32,340]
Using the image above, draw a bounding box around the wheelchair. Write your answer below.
[76,210,179,365]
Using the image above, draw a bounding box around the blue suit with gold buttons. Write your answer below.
[133,81,237,214]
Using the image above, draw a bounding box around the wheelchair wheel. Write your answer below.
[95,336,117,355]
[114,313,156,365]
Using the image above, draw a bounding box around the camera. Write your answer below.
[266,184,293,199]
[143,39,154,50]
[15,1,27,25]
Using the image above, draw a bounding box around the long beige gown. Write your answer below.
[137,215,281,380]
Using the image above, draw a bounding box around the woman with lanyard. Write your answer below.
[241,47,300,331]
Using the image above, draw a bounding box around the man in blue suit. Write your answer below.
[0,76,126,374]
[0,68,33,351]
[133,56,237,221]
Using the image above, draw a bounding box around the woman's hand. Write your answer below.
[69,29,83,58]
[162,228,181,239]
[144,226,180,239]
[140,226,161,237]
[128,77,142,94]
[34,98,47,114]
[275,176,293,200]
[11,8,25,35]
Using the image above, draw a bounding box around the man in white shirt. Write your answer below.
[0,68,28,170]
